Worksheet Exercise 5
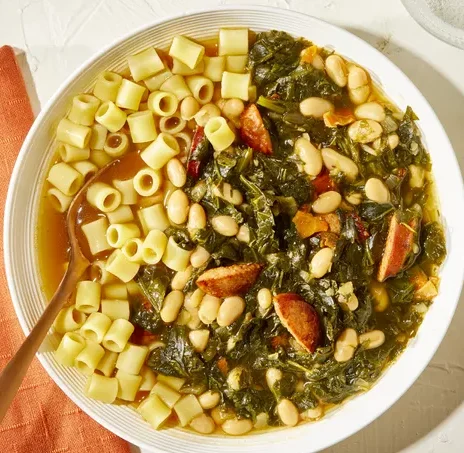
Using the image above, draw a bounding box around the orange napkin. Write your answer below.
[0,45,131,453]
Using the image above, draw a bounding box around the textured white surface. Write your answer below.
[1,0,464,452]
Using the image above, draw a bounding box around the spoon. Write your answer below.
[0,152,137,423]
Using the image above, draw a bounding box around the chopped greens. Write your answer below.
[124,30,445,432]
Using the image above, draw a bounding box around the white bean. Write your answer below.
[321,148,359,181]
[171,265,193,291]
[222,418,253,435]
[188,329,210,352]
[301,405,323,420]
[223,98,245,119]
[334,328,358,362]
[166,158,187,188]
[345,192,363,205]
[180,96,200,120]
[167,189,189,224]
[198,294,221,324]
[354,102,386,122]
[388,133,399,150]
[310,247,334,278]
[194,103,221,127]
[160,290,184,323]
[188,203,207,230]
[299,97,334,118]
[359,330,385,349]
[365,178,390,203]
[211,215,239,236]
[312,54,325,70]
[409,164,425,188]
[265,367,282,389]
[217,296,245,327]
[257,288,273,310]
[236,224,250,243]
[254,412,269,430]
[277,399,299,427]
[348,66,370,105]
[213,182,243,205]
[211,406,235,425]
[370,281,390,312]
[325,55,348,87]
[190,246,210,268]
[312,191,342,214]
[199,390,221,410]
[294,137,322,176]
[190,414,215,434]
[348,120,383,144]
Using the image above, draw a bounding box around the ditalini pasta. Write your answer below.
[54,305,87,334]
[93,71,123,102]
[203,56,226,82]
[81,217,113,255]
[47,188,73,213]
[106,249,140,282]
[141,133,180,169]
[127,47,164,82]
[169,36,205,69]
[95,350,118,377]
[95,101,127,133]
[218,28,249,56]
[144,68,172,92]
[104,132,130,157]
[106,223,141,248]
[58,143,90,163]
[85,373,119,403]
[41,28,444,438]
[54,332,86,366]
[142,229,168,264]
[133,168,162,197]
[147,91,179,117]
[116,343,149,375]
[56,118,92,149]
[102,319,134,353]
[47,162,84,196]
[112,179,138,205]
[80,312,112,343]
[137,203,170,234]
[86,182,121,212]
[116,370,143,401]
[106,205,135,224]
[102,283,128,300]
[68,94,100,126]
[159,75,192,101]
[127,111,157,143]
[116,79,146,111]
[75,280,101,313]
[75,340,105,375]
[101,299,130,321]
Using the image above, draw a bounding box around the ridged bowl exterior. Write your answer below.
[4,6,464,453]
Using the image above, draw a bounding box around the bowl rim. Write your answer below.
[4,4,464,452]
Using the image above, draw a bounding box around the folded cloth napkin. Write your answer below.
[0,45,131,453]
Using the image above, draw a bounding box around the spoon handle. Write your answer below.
[0,265,85,424]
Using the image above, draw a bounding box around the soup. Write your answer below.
[38,28,446,435]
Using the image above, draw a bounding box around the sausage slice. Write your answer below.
[274,293,321,353]
[196,263,263,298]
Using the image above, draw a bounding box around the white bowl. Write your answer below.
[4,6,464,453]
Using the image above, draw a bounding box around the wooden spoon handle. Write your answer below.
[0,265,85,423]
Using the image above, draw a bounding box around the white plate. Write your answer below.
[4,5,464,453]
[402,0,464,49]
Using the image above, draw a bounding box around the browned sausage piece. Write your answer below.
[377,214,418,282]
[196,263,263,298]
[239,104,273,155]
[274,293,321,353]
